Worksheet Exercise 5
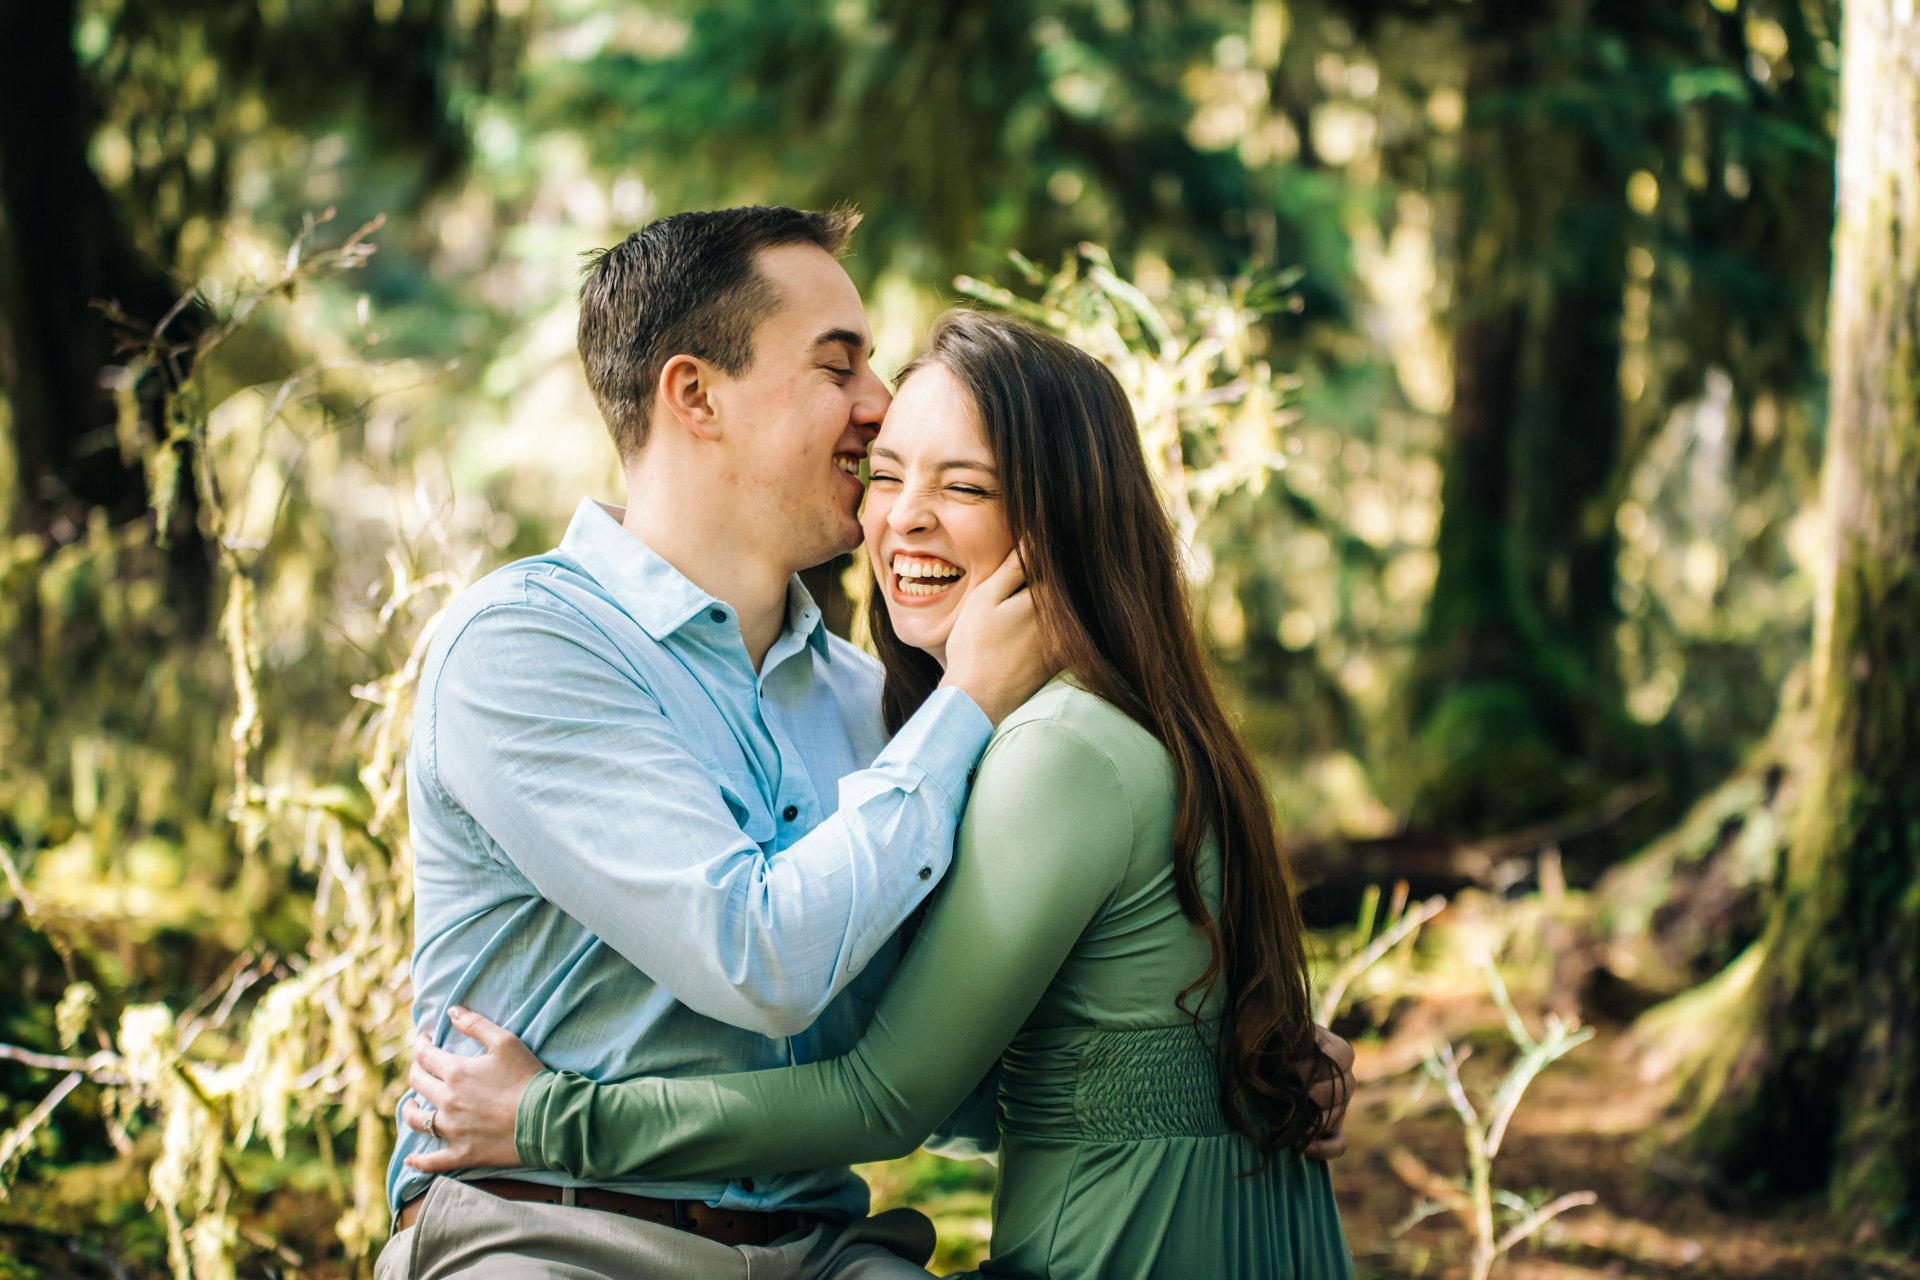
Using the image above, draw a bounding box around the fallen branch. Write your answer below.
[1388,1145,1473,1216]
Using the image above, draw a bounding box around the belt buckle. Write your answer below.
[671,1199,695,1233]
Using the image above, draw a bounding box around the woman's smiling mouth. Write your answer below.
[891,554,963,599]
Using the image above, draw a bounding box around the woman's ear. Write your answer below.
[657,353,723,442]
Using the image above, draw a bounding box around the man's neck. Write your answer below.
[618,474,792,671]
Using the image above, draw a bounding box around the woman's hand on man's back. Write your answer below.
[1302,1024,1355,1162]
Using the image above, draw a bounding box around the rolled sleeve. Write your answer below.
[874,687,992,809]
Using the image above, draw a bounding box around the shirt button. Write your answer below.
[782,805,798,822]
[709,608,727,623]
[918,866,932,880]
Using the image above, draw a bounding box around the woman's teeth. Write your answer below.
[892,555,961,597]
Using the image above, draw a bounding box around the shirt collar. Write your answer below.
[785,575,832,661]
[561,499,832,660]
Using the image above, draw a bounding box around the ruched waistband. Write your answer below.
[1001,1022,1232,1141]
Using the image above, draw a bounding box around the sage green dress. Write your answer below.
[516,680,1355,1279]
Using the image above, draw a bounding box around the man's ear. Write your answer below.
[656,354,724,442]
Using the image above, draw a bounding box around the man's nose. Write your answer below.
[853,367,891,429]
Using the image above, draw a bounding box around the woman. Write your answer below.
[403,310,1356,1278]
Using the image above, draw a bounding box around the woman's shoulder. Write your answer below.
[987,677,1174,794]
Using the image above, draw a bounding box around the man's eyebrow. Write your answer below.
[811,328,869,354]
[868,446,997,474]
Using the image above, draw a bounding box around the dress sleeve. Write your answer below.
[516,717,1137,1180]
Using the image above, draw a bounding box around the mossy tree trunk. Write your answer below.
[0,0,208,597]
[1407,0,1656,847]
[1695,0,1920,1240]
[1518,166,1629,699]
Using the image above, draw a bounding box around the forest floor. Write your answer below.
[4,997,1914,1277]
[1329,1001,1919,1280]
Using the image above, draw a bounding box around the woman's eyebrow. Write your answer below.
[868,446,996,475]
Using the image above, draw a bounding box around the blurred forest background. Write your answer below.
[1,0,1916,1276]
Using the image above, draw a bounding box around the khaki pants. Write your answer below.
[374,1178,937,1280]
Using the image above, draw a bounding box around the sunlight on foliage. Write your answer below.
[959,243,1300,576]
[0,217,496,1275]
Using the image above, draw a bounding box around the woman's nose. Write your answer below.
[888,489,934,533]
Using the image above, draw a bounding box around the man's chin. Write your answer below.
[834,514,868,556]
[795,525,864,573]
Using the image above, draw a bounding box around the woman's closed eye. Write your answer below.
[868,471,901,486]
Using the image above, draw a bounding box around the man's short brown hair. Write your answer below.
[578,205,861,458]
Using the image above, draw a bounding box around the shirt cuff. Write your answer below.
[879,686,993,809]
[515,1069,564,1171]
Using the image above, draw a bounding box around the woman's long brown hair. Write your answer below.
[870,308,1335,1163]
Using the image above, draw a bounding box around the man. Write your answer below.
[379,205,1054,1278]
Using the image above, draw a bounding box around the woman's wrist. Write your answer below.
[512,1067,562,1170]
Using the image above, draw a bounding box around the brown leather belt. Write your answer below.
[396,1177,809,1247]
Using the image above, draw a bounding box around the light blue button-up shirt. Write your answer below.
[388,498,993,1217]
